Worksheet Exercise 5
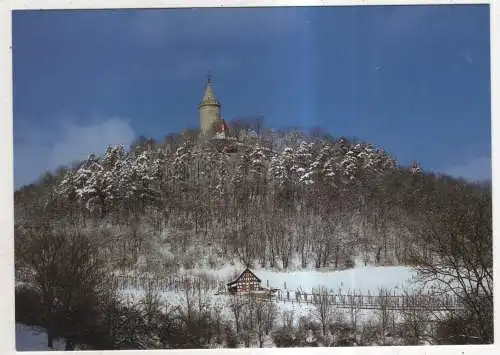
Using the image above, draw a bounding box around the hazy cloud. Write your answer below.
[445,156,491,182]
[14,117,136,189]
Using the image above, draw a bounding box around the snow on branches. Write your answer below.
[55,136,397,216]
[268,139,395,188]
[56,145,163,214]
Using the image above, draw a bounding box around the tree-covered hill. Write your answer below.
[14,126,490,274]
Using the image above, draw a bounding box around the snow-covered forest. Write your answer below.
[14,124,492,350]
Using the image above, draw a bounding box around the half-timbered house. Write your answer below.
[227,268,263,294]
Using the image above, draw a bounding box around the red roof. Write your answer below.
[218,119,229,133]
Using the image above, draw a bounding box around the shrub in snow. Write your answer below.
[272,327,299,347]
[329,322,357,347]
[305,329,319,346]
[15,285,44,327]
[359,320,380,346]
[223,324,239,348]
[293,316,321,346]
[398,308,431,345]
[434,302,492,345]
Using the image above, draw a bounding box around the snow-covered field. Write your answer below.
[177,263,419,294]
[16,323,65,351]
[118,264,421,326]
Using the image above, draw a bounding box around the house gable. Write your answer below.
[238,269,261,283]
[227,268,261,286]
[226,268,263,294]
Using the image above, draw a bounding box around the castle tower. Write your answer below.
[198,74,222,136]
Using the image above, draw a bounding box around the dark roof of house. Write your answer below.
[226,268,261,286]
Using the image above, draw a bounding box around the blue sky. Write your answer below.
[12,5,491,188]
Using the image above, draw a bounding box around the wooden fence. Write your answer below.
[110,274,222,293]
[271,289,463,311]
[15,269,463,312]
[15,268,224,293]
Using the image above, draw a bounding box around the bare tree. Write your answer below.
[411,183,493,343]
[139,280,162,337]
[347,291,362,331]
[400,306,430,345]
[247,296,278,347]
[263,299,278,336]
[250,296,266,347]
[177,285,214,348]
[18,225,113,349]
[296,213,311,268]
[211,301,225,345]
[312,285,334,336]
[239,299,256,347]
[311,219,327,269]
[229,116,265,139]
[272,309,298,347]
[232,223,259,267]
[270,213,293,269]
[374,288,394,344]
[155,304,183,348]
[281,310,295,330]
[227,294,246,335]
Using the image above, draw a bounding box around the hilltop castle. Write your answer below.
[198,75,229,138]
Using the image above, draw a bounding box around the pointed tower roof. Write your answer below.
[199,74,220,108]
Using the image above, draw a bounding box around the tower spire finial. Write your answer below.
[207,72,211,84]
